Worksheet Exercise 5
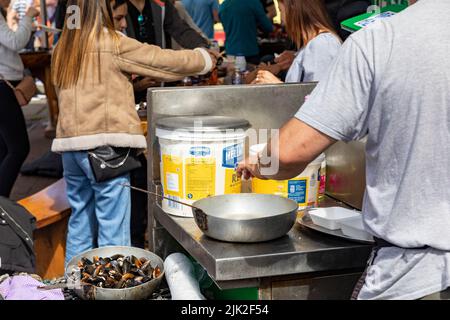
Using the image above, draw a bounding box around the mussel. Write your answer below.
[76,254,161,290]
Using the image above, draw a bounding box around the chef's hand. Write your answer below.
[274,50,295,71]
[236,155,265,180]
[252,70,283,85]
[26,6,40,18]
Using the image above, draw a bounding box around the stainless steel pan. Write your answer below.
[192,194,298,243]
[122,185,298,243]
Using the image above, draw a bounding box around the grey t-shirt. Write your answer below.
[296,0,450,299]
[285,33,341,83]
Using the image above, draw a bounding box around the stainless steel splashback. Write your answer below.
[146,83,317,250]
[146,84,368,252]
[147,83,368,209]
[146,83,317,181]
[325,139,367,210]
[147,83,316,132]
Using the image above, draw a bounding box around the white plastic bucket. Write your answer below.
[156,116,249,217]
[250,144,325,210]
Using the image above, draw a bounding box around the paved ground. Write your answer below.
[10,97,59,201]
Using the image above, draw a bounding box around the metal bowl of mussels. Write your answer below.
[65,246,165,300]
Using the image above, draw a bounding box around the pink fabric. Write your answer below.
[0,275,64,300]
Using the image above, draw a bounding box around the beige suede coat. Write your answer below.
[51,32,212,152]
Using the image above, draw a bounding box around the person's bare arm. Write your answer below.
[237,118,336,180]
[252,70,282,84]
[274,50,296,71]
[245,62,281,84]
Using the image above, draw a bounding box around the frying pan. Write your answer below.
[192,194,298,243]
[123,185,298,243]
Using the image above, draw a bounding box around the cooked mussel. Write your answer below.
[76,253,161,290]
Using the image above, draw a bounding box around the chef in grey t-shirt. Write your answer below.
[238,0,450,300]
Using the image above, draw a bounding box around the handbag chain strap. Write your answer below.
[88,148,131,169]
[0,74,15,91]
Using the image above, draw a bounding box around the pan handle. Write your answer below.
[193,209,208,231]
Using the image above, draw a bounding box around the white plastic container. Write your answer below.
[164,253,205,300]
[340,216,374,242]
[250,144,325,210]
[156,116,250,217]
[308,207,360,230]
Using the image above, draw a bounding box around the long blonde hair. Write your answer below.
[52,0,119,89]
[279,0,338,49]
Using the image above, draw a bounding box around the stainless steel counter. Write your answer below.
[153,197,372,288]
[146,84,372,296]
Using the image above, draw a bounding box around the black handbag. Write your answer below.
[87,146,142,183]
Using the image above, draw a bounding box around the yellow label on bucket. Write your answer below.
[225,168,241,194]
[162,155,183,199]
[185,157,216,200]
[252,178,309,207]
[252,179,287,196]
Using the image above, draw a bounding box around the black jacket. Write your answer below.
[0,197,36,274]
[125,0,209,49]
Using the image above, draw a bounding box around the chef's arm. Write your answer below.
[265,118,336,180]
[237,118,336,181]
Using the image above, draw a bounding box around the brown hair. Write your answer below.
[52,0,119,89]
[278,0,338,49]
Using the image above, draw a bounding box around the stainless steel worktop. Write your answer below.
[153,197,373,287]
[145,84,372,292]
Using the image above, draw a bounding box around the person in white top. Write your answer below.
[0,0,39,197]
[253,0,341,84]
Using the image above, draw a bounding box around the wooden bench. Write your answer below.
[18,179,71,279]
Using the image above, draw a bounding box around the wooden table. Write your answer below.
[20,50,58,138]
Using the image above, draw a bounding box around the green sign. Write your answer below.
[371,0,409,6]
[341,4,408,33]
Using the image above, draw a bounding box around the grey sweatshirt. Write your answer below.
[0,14,32,81]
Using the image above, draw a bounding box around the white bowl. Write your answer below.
[340,216,374,242]
[308,207,360,230]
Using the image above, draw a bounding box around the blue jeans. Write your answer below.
[62,152,131,265]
